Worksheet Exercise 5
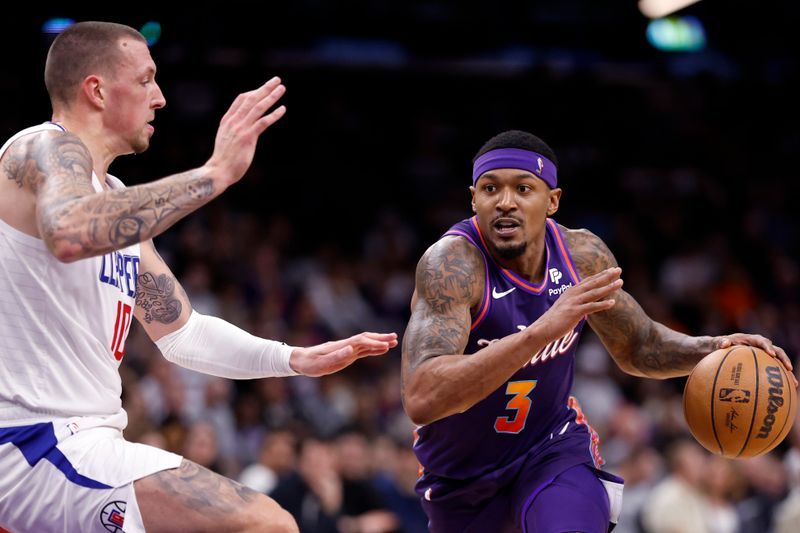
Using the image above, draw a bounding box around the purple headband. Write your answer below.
[472,147,558,188]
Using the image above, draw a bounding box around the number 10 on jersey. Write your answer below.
[494,380,537,434]
[110,300,133,361]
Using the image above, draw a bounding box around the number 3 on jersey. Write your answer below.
[110,300,133,361]
[494,380,537,434]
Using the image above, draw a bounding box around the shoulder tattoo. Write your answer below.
[559,226,618,279]
[3,131,92,192]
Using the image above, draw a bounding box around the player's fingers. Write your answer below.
[311,333,386,356]
[576,278,623,303]
[246,84,286,124]
[359,333,399,348]
[309,336,352,354]
[223,77,282,123]
[583,299,616,315]
[747,335,776,356]
[361,332,398,341]
[773,345,793,371]
[223,77,279,118]
[254,106,287,134]
[251,76,282,99]
[352,337,393,354]
[354,342,392,357]
[772,347,796,386]
[577,267,622,290]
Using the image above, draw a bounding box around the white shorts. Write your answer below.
[0,414,182,533]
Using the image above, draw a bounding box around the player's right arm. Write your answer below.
[9,78,285,263]
[401,236,622,426]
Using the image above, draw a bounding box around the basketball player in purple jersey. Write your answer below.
[401,130,796,532]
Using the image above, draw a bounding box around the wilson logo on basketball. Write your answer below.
[756,366,785,439]
[718,388,750,403]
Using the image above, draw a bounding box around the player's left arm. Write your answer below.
[133,239,193,339]
[134,240,396,378]
[561,226,795,381]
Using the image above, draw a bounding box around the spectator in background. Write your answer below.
[239,430,297,495]
[703,457,742,533]
[271,438,343,533]
[737,454,789,533]
[334,430,400,533]
[372,436,429,533]
[642,439,711,533]
[774,411,800,533]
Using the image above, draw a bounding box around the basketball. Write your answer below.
[683,346,797,458]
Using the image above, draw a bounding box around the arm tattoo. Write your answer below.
[562,226,713,377]
[136,272,183,324]
[17,130,217,259]
[401,237,482,386]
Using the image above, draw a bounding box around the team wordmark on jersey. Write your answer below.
[99,252,139,297]
[477,325,580,368]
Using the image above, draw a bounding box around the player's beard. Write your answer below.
[494,241,527,260]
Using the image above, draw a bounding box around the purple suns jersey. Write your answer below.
[414,216,603,480]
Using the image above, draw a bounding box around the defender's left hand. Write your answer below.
[715,333,798,388]
[289,332,398,377]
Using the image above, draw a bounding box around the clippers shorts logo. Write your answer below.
[100,500,126,533]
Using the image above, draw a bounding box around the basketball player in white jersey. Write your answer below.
[0,21,397,533]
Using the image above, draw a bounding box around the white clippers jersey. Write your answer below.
[0,123,140,428]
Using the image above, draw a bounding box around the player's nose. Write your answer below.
[496,188,517,210]
[152,81,166,109]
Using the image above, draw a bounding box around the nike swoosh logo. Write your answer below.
[492,287,517,299]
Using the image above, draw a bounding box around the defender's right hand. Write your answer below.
[206,76,287,187]
[534,267,623,342]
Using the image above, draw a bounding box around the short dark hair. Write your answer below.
[44,21,146,107]
[473,130,559,168]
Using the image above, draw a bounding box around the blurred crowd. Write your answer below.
[4,14,800,531]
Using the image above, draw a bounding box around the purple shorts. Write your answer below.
[417,426,624,533]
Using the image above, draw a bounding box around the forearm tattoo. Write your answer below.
[402,238,481,386]
[7,131,216,257]
[135,272,183,324]
[562,226,709,377]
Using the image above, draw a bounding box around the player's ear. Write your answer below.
[470,186,477,213]
[546,188,562,216]
[80,75,106,110]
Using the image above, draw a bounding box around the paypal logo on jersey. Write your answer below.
[548,268,573,296]
[99,252,139,298]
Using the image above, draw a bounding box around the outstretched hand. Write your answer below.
[289,332,398,377]
[206,76,287,187]
[714,333,798,388]
[535,267,623,342]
